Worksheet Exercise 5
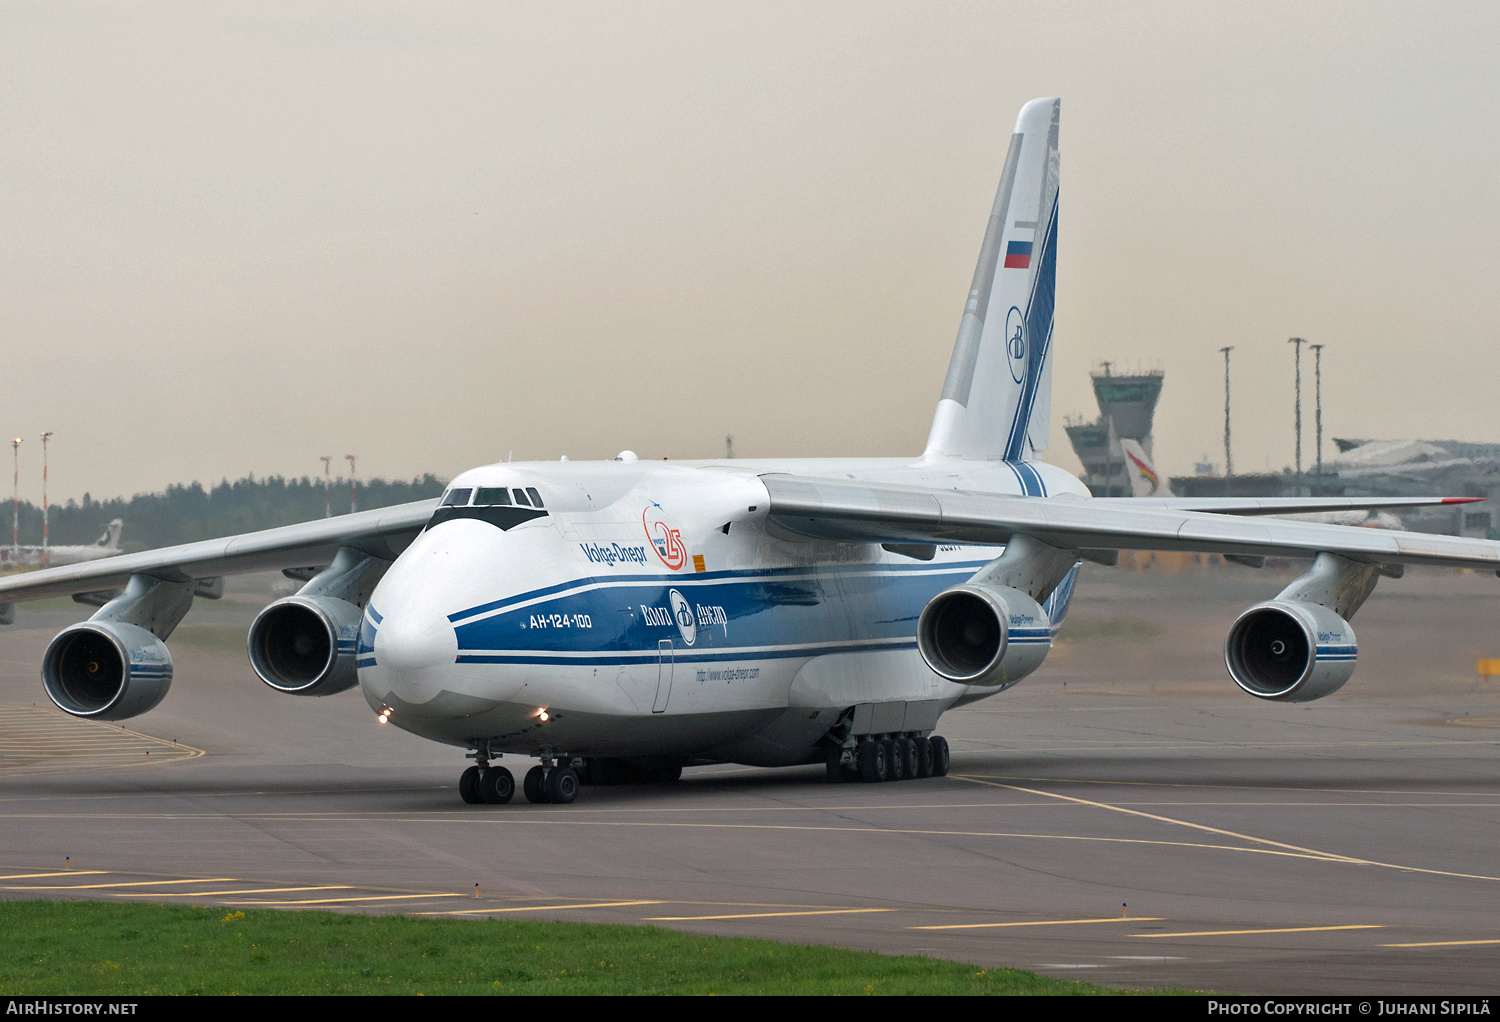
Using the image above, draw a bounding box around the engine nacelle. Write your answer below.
[42,621,173,720]
[247,595,362,696]
[1224,599,1357,702]
[917,582,1052,689]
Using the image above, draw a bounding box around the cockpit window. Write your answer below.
[474,487,512,506]
[441,488,473,506]
[512,488,531,507]
[525,487,544,508]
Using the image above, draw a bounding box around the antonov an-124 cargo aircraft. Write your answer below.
[0,99,1488,806]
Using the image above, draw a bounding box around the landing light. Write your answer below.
[538,710,549,721]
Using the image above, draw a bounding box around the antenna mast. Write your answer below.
[40,432,52,567]
[1309,343,1324,484]
[1288,337,1306,478]
[1219,346,1233,477]
[10,438,21,564]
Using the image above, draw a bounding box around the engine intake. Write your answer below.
[248,595,362,696]
[917,582,1052,689]
[1224,599,1357,702]
[42,622,173,720]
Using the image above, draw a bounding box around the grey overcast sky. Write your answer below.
[2,1,1496,502]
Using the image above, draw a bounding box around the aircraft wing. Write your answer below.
[1088,496,1481,516]
[0,499,439,605]
[761,476,1500,571]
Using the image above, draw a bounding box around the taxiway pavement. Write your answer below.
[2,564,1499,994]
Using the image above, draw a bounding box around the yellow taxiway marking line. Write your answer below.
[1381,938,1500,948]
[1136,925,1383,938]
[910,917,1165,931]
[227,893,468,905]
[415,901,666,916]
[954,775,1500,884]
[0,871,108,879]
[645,908,894,921]
[114,886,352,897]
[3,878,236,890]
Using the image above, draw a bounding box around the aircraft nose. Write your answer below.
[372,603,458,690]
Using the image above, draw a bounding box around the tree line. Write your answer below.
[3,474,446,553]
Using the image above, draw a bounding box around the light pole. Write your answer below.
[40,432,52,568]
[346,455,357,514]
[1288,337,1306,481]
[10,438,21,564]
[320,455,332,518]
[1309,343,1324,488]
[1219,346,1233,477]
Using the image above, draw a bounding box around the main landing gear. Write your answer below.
[826,734,949,783]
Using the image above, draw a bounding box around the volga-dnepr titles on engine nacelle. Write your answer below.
[1224,599,1357,702]
[916,581,1052,690]
[247,594,363,696]
[41,620,173,721]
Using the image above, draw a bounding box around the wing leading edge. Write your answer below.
[0,499,438,606]
[761,476,1500,571]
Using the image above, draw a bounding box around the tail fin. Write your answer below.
[1119,439,1171,498]
[98,519,123,550]
[924,97,1059,463]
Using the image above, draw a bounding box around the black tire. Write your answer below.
[903,737,920,778]
[459,766,483,804]
[886,739,905,781]
[915,737,934,778]
[523,764,549,803]
[929,735,950,777]
[545,766,580,804]
[858,740,888,783]
[481,766,515,804]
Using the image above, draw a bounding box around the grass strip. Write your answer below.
[0,900,1144,995]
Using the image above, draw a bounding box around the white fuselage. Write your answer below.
[358,456,1087,766]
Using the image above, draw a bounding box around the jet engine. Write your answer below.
[247,595,363,696]
[42,621,173,721]
[917,581,1052,690]
[1223,599,1357,702]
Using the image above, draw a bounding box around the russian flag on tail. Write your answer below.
[1004,240,1032,269]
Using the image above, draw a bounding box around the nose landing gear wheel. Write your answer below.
[523,765,549,803]
[545,766,580,804]
[459,766,483,804]
[480,766,515,804]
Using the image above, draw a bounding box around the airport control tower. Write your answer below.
[1063,364,1165,496]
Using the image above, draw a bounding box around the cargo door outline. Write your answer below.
[652,639,674,713]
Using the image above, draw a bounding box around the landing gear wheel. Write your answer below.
[545,766,580,804]
[857,740,888,783]
[886,739,905,781]
[929,735,950,777]
[480,766,515,804]
[523,765,549,803]
[899,737,919,779]
[459,766,483,804]
[915,737,934,778]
